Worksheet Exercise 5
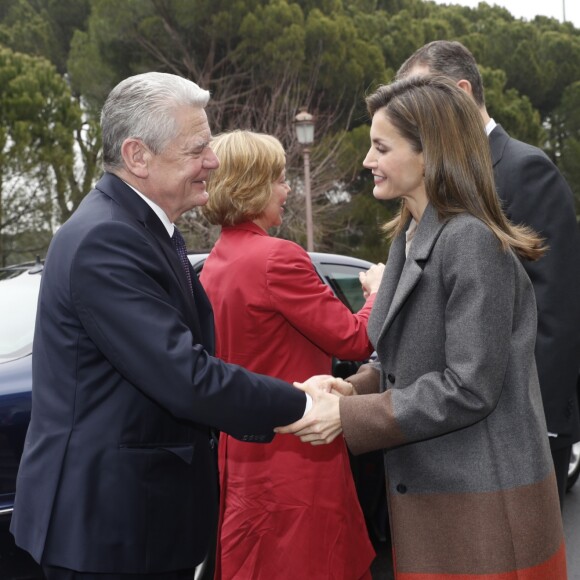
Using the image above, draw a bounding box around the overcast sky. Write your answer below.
[429,0,579,28]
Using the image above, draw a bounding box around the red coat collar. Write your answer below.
[222,221,269,237]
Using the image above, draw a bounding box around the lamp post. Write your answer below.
[562,0,566,22]
[294,107,315,252]
[563,0,566,22]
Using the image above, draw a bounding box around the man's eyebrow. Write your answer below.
[190,139,211,151]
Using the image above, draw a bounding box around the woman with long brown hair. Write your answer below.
[279,76,567,579]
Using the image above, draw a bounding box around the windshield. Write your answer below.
[0,271,41,362]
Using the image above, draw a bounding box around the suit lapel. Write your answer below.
[376,204,447,343]
[152,223,207,346]
[489,124,509,168]
[189,270,215,355]
[95,173,207,344]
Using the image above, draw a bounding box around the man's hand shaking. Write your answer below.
[275,374,356,445]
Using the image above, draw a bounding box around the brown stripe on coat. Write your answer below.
[341,390,407,455]
[391,472,563,575]
[396,540,567,579]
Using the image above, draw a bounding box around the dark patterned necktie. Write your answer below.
[171,227,193,295]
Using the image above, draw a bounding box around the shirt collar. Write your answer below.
[485,118,497,136]
[123,181,175,237]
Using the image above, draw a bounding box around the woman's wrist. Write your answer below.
[332,378,357,397]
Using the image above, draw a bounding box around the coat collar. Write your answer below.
[373,203,448,343]
[222,221,269,237]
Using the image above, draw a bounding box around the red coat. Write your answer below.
[200,222,376,580]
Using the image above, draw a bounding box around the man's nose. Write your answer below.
[204,149,220,169]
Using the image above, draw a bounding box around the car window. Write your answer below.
[0,271,41,362]
[315,262,367,313]
[189,253,208,275]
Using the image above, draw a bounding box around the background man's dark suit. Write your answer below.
[490,124,580,483]
[10,172,306,574]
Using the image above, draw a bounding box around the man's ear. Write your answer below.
[456,79,473,97]
[120,138,150,179]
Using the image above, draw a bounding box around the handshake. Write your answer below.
[274,375,357,445]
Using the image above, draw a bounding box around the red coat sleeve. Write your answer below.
[264,241,375,360]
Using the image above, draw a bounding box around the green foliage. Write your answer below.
[0,46,85,264]
[2,0,580,263]
[0,47,79,180]
[554,81,580,214]
[0,0,90,73]
[237,1,305,79]
[481,67,545,146]
[329,187,397,262]
[0,0,59,67]
[332,124,372,183]
[537,31,580,115]
[304,7,385,106]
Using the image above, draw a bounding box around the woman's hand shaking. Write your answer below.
[359,262,385,299]
[275,375,356,445]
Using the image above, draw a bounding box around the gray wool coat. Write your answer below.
[341,203,566,578]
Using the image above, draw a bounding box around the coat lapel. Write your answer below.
[368,233,405,346]
[376,204,447,343]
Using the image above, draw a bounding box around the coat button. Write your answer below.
[396,484,407,494]
[387,373,396,384]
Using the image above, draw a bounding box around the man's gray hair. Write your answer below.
[101,72,210,171]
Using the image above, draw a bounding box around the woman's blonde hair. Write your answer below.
[365,76,546,261]
[202,130,286,226]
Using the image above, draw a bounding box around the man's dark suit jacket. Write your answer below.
[490,124,580,448]
[10,173,306,573]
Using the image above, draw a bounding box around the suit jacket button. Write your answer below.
[396,484,407,494]
[387,374,396,384]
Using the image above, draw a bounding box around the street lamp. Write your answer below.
[563,0,566,22]
[294,107,315,252]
